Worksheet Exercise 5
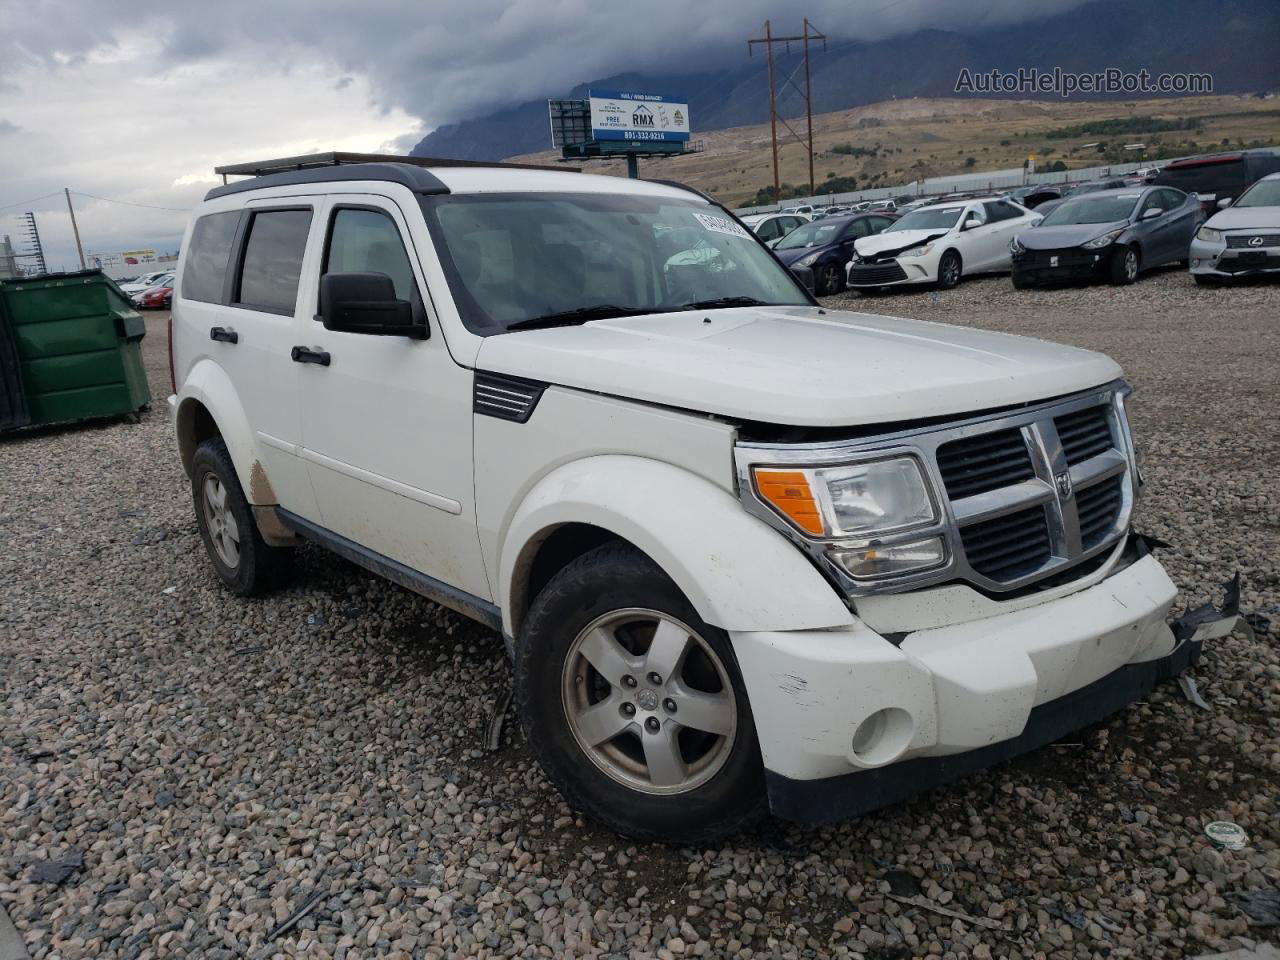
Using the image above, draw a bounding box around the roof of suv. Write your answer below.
[203,162,704,203]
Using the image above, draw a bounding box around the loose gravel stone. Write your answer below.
[2,272,1278,959]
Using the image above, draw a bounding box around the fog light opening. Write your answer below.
[850,707,914,767]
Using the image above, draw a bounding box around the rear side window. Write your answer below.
[323,208,418,301]
[181,211,240,304]
[236,209,312,314]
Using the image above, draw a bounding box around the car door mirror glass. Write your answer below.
[320,272,426,339]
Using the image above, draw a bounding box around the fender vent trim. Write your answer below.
[473,371,546,423]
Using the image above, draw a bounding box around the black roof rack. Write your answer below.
[205,151,580,202]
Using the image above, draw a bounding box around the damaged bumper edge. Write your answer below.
[733,552,1246,826]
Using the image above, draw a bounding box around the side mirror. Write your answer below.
[1141,207,1163,220]
[961,216,983,231]
[1217,197,1233,209]
[319,272,426,339]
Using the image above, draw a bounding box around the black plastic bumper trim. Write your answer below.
[765,635,1203,825]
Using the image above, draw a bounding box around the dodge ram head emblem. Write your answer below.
[1055,471,1074,499]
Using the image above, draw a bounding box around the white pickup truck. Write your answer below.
[168,157,1235,842]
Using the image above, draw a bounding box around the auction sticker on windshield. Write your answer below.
[693,212,751,239]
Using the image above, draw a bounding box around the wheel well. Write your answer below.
[510,523,625,638]
[176,398,221,477]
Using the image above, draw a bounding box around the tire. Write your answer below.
[191,437,293,596]
[936,250,962,289]
[816,261,844,297]
[1109,245,1140,285]
[1011,271,1034,290]
[515,542,767,843]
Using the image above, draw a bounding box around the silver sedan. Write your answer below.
[1190,172,1280,284]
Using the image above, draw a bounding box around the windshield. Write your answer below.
[775,220,843,249]
[885,207,963,232]
[1040,193,1141,226]
[420,193,810,334]
[1235,179,1280,208]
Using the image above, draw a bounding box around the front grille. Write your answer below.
[959,506,1052,581]
[936,428,1036,499]
[1226,234,1280,248]
[1219,254,1280,273]
[1054,405,1113,465]
[1023,248,1098,267]
[847,262,908,284]
[1075,475,1124,549]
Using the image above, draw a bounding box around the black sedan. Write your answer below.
[772,212,897,295]
[1010,186,1203,288]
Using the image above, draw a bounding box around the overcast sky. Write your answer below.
[0,0,1093,270]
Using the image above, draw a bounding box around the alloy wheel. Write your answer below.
[201,474,241,569]
[561,608,737,795]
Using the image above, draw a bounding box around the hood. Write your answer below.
[1018,220,1128,250]
[853,229,946,259]
[1204,205,1280,230]
[773,242,836,266]
[474,306,1121,428]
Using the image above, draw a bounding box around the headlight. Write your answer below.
[1082,229,1124,250]
[898,243,934,259]
[795,251,821,268]
[753,456,938,538]
[830,537,946,579]
[1196,226,1222,243]
[1009,236,1025,255]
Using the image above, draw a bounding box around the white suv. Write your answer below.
[168,158,1231,842]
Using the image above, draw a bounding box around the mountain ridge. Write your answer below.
[411,0,1278,162]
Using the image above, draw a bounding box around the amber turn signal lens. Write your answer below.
[754,469,824,535]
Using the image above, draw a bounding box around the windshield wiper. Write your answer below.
[676,296,772,311]
[505,304,654,332]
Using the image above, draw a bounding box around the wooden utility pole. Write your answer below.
[748,19,826,200]
[64,188,86,270]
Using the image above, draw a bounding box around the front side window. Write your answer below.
[236,209,312,314]
[181,211,240,304]
[421,192,810,334]
[756,218,784,242]
[776,221,843,249]
[324,208,418,301]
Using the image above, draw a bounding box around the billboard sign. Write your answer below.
[589,90,690,143]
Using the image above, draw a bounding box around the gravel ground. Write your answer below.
[2,269,1278,960]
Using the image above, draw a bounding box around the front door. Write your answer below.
[295,195,491,601]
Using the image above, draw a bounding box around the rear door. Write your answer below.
[295,194,490,600]
[178,202,320,519]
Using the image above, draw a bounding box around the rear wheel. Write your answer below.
[191,438,293,596]
[515,543,767,843]
[1110,246,1140,285]
[936,250,963,289]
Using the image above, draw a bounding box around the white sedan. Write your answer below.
[846,198,1040,290]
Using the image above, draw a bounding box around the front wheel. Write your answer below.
[816,261,844,297]
[1110,245,1140,285]
[936,250,963,289]
[515,543,767,843]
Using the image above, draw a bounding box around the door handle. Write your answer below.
[210,326,239,344]
[291,346,331,367]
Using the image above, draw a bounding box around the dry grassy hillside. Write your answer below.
[508,94,1280,207]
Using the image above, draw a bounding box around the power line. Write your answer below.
[0,191,62,213]
[747,19,826,198]
[71,191,190,213]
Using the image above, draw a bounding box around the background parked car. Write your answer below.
[740,212,809,245]
[1006,184,1063,209]
[127,273,173,306]
[1032,179,1129,218]
[1155,148,1280,216]
[1190,171,1280,285]
[847,197,1038,291]
[1011,186,1202,288]
[118,270,172,298]
[139,283,173,310]
[772,212,897,295]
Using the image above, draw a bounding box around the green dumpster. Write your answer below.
[0,269,151,431]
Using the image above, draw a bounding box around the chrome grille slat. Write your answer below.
[936,428,1036,499]
[1055,406,1113,465]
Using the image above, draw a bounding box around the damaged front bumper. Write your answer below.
[731,544,1245,825]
